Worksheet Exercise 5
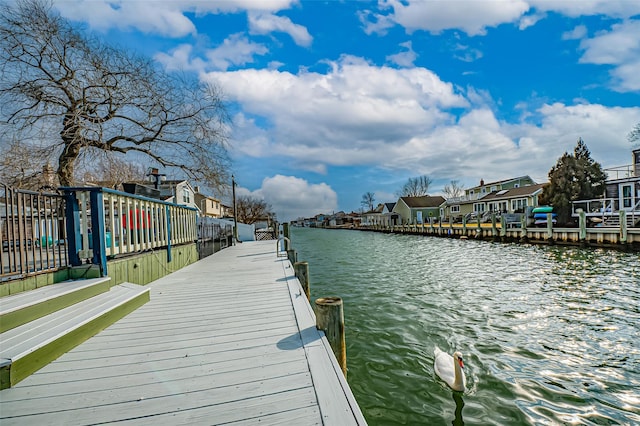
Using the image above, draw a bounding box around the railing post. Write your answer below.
[315,296,347,377]
[166,205,172,262]
[294,261,310,300]
[620,210,627,244]
[89,189,107,276]
[63,190,82,267]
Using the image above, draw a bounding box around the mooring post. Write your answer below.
[315,297,347,376]
[491,212,498,240]
[578,209,587,243]
[500,215,507,239]
[462,215,467,236]
[282,223,290,250]
[294,261,310,300]
[520,213,528,243]
[620,210,627,244]
[546,212,554,243]
[287,249,297,265]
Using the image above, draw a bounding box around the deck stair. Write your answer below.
[0,278,150,390]
[602,214,638,228]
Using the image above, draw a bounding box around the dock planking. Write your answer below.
[0,240,366,425]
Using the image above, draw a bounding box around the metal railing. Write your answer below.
[572,198,640,227]
[1,183,68,281]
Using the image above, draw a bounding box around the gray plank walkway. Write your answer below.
[0,241,366,425]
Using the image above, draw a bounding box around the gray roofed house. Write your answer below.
[393,195,446,224]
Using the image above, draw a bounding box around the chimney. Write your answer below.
[480,178,485,186]
[633,148,640,177]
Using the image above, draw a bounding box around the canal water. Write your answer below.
[290,227,639,425]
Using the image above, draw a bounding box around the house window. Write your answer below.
[183,188,190,204]
[469,190,475,195]
[473,203,485,213]
[490,186,497,192]
[451,205,460,213]
[514,183,520,188]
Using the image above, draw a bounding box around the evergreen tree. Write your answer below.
[540,138,606,225]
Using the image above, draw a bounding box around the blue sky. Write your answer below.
[56,0,640,221]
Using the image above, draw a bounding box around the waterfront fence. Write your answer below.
[0,183,69,281]
[62,187,197,276]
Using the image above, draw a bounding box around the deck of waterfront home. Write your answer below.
[0,240,366,425]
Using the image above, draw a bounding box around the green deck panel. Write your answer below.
[1,287,150,389]
[0,279,112,333]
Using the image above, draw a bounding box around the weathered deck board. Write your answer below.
[0,240,366,425]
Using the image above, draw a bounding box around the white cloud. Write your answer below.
[248,12,313,47]
[372,1,640,37]
[378,0,530,36]
[528,0,640,19]
[518,12,545,30]
[206,34,269,71]
[243,175,338,221]
[204,57,468,171]
[386,41,417,67]
[154,35,268,72]
[203,56,640,188]
[578,20,640,92]
[562,25,587,40]
[453,44,484,63]
[55,0,299,37]
[56,1,197,37]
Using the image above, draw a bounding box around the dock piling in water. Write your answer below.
[315,296,347,377]
[294,261,310,301]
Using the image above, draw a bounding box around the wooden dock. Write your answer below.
[0,241,366,425]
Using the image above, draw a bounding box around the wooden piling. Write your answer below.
[620,210,628,244]
[282,223,290,250]
[315,297,347,376]
[546,212,554,243]
[294,261,310,300]
[287,249,297,265]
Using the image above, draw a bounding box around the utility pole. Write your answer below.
[232,174,238,244]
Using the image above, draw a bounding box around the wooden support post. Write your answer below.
[282,223,290,250]
[287,249,297,265]
[462,216,467,236]
[500,215,507,238]
[578,209,587,243]
[620,210,627,244]
[491,212,498,240]
[315,297,346,376]
[520,213,528,243]
[294,261,310,300]
[546,212,554,243]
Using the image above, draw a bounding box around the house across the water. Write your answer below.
[573,148,640,227]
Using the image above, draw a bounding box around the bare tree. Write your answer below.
[0,138,53,189]
[235,195,274,225]
[629,122,640,147]
[361,191,375,211]
[397,175,433,197]
[0,0,230,189]
[79,153,147,189]
[442,180,464,199]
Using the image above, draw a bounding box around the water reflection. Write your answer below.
[452,391,465,426]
